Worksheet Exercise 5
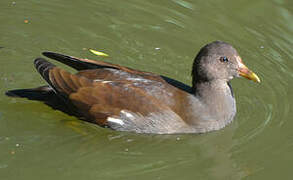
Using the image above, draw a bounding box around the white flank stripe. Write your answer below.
[107,117,124,125]
[121,110,134,118]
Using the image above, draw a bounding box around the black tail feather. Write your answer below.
[5,86,52,101]
[42,52,98,70]
[5,86,81,117]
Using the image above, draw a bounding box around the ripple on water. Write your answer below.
[1,0,292,179]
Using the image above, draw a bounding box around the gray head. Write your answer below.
[192,41,260,88]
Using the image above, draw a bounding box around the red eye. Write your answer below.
[220,56,229,62]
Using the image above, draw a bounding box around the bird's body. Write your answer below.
[6,41,260,134]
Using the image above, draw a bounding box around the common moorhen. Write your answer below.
[6,41,260,134]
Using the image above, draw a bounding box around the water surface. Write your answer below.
[0,0,292,179]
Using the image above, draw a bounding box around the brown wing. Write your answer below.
[42,52,193,93]
[34,58,190,134]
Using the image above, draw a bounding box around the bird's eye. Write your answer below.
[220,56,229,62]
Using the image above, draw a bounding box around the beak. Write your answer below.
[237,57,261,83]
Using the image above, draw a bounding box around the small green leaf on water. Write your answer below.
[89,49,109,57]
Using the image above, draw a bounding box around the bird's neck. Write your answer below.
[193,80,234,99]
[189,80,236,131]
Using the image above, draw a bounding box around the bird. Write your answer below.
[6,41,260,134]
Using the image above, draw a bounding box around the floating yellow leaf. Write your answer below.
[89,49,109,57]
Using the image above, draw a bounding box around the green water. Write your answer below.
[0,0,292,179]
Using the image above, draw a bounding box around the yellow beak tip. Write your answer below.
[251,73,261,83]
